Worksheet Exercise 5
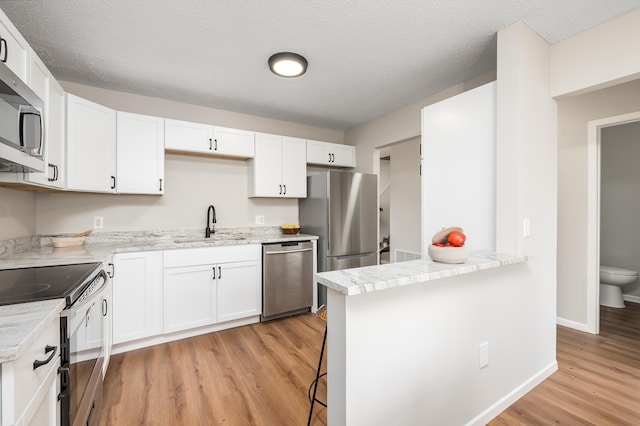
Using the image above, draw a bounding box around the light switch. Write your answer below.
[523,218,531,238]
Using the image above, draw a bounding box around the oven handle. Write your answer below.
[61,270,108,318]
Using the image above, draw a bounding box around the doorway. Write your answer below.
[586,111,640,334]
[376,137,421,263]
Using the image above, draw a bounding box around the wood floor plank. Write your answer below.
[100,314,327,425]
[101,304,639,425]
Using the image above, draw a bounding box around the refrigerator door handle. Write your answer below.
[335,252,377,260]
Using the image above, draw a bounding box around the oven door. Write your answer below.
[60,271,107,426]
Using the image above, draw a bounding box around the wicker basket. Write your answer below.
[281,226,301,234]
[428,244,468,264]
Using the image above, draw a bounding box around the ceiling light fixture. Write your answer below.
[268,52,308,78]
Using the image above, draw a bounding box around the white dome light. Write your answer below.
[268,52,308,78]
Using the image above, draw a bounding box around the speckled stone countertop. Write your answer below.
[0,299,65,362]
[0,227,317,363]
[0,226,318,269]
[315,250,528,297]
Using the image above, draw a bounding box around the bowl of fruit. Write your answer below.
[428,226,468,264]
[281,223,301,235]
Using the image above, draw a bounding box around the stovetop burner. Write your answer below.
[0,262,102,307]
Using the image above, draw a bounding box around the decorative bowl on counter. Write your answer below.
[51,236,85,248]
[427,244,468,264]
[281,224,301,235]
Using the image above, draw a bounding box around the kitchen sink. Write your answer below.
[173,235,248,244]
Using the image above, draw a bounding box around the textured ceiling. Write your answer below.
[2,0,640,131]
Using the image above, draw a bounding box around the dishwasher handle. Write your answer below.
[265,247,313,255]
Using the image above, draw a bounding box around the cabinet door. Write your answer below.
[164,118,212,153]
[281,136,307,197]
[46,79,66,188]
[25,54,51,185]
[217,260,261,322]
[306,140,330,165]
[66,94,116,192]
[249,133,283,197]
[212,126,255,158]
[0,8,29,82]
[103,269,113,378]
[331,144,355,167]
[307,140,355,167]
[112,251,163,345]
[116,112,165,194]
[164,264,217,333]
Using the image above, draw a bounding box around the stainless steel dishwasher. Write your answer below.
[262,241,313,321]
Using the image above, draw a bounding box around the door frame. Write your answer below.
[586,110,640,334]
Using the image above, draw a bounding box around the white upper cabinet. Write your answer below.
[213,125,255,157]
[248,133,306,198]
[0,7,29,82]
[116,112,165,194]
[66,94,117,192]
[306,140,355,168]
[24,53,66,188]
[165,118,254,158]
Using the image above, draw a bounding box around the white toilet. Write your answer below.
[599,265,638,308]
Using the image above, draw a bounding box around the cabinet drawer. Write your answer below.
[1,314,60,424]
[164,244,261,268]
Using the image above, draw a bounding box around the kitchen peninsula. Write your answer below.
[315,251,535,425]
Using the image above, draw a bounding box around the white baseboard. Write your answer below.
[556,317,590,332]
[623,294,640,304]
[466,360,559,426]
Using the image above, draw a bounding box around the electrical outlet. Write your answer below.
[479,342,489,368]
[255,215,265,225]
[93,216,104,229]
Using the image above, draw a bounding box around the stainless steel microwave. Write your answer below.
[0,59,45,172]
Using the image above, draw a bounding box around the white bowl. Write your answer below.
[428,244,468,264]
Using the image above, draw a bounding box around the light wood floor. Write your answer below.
[100,304,640,425]
[491,302,640,425]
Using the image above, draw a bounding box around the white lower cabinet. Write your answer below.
[112,251,163,345]
[0,314,60,426]
[111,245,262,354]
[163,245,262,333]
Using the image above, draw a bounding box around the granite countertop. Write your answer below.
[0,227,318,269]
[0,227,318,363]
[315,250,528,297]
[0,299,65,362]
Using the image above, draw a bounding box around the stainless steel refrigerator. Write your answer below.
[299,171,378,305]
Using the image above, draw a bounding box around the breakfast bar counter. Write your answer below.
[315,251,533,425]
[314,250,528,297]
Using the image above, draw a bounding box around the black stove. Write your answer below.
[0,262,102,307]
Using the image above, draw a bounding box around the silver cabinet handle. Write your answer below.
[218,266,222,279]
[212,266,216,280]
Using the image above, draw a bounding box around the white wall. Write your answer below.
[599,121,640,298]
[33,82,345,234]
[389,137,421,259]
[0,187,36,239]
[551,8,640,98]
[345,71,496,174]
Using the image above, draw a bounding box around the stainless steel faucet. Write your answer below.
[205,205,216,238]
